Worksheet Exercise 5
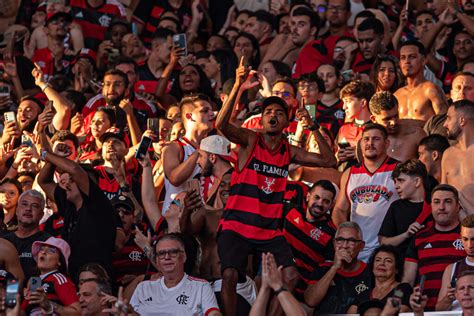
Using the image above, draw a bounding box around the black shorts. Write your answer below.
[217,230,294,278]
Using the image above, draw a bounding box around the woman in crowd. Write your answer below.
[347,245,412,313]
[233,32,261,69]
[23,237,81,315]
[371,54,403,93]
[0,178,22,232]
[169,64,215,102]
[79,107,116,162]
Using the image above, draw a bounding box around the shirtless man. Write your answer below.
[181,135,234,279]
[369,91,426,162]
[394,40,447,123]
[442,100,474,216]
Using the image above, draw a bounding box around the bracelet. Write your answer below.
[39,83,50,92]
[44,301,54,314]
[11,163,18,170]
[274,286,288,296]
[143,245,151,258]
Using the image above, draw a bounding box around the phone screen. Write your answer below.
[5,279,18,308]
[135,136,153,160]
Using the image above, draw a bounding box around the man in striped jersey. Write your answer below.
[403,184,465,311]
[216,58,336,316]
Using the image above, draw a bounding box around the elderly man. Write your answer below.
[1,190,51,280]
[130,234,221,315]
[304,221,371,314]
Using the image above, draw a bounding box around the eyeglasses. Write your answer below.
[40,245,59,254]
[334,237,362,245]
[327,5,346,12]
[273,91,294,99]
[171,199,183,208]
[157,248,184,259]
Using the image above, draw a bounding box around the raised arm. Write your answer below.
[32,64,72,130]
[119,99,142,146]
[331,169,351,226]
[0,239,24,285]
[162,143,199,187]
[179,189,205,235]
[139,157,162,229]
[215,57,257,147]
[427,83,448,115]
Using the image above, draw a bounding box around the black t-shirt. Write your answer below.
[309,261,372,315]
[2,231,51,280]
[351,282,413,309]
[54,176,122,280]
[378,199,424,255]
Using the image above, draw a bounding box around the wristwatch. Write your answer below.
[274,286,288,296]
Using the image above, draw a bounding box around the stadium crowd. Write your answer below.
[0,0,474,315]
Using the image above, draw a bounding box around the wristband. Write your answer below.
[39,83,50,92]
[274,286,288,296]
[308,122,320,131]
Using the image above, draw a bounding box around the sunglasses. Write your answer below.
[157,248,184,259]
[40,245,58,254]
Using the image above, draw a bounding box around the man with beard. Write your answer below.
[442,99,474,216]
[181,135,234,280]
[0,96,43,150]
[369,91,426,162]
[262,6,319,67]
[437,214,474,311]
[216,58,336,316]
[283,180,337,301]
[162,94,215,213]
[418,134,450,184]
[32,12,72,79]
[332,123,399,262]
[394,41,447,123]
[81,69,142,144]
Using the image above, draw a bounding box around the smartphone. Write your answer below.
[305,104,316,119]
[21,134,34,147]
[45,100,53,112]
[417,275,426,304]
[29,276,42,292]
[147,118,159,135]
[338,142,350,149]
[135,136,153,160]
[107,48,120,62]
[185,178,201,195]
[341,69,353,82]
[131,22,138,36]
[450,277,457,288]
[5,278,19,308]
[4,111,15,124]
[391,288,403,308]
[173,33,187,56]
[0,86,9,97]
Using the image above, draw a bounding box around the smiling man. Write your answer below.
[130,234,221,315]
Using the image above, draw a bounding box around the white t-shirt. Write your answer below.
[130,274,220,316]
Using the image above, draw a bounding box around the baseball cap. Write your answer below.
[200,135,231,156]
[72,48,97,66]
[111,195,134,212]
[99,127,126,144]
[32,237,71,268]
[46,11,73,25]
[261,96,289,117]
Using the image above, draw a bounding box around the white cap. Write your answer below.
[200,135,231,156]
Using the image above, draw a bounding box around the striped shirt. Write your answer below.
[221,133,291,241]
[405,224,464,310]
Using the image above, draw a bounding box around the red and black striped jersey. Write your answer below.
[22,271,78,314]
[405,224,465,311]
[94,163,138,201]
[132,0,192,46]
[112,234,155,284]
[221,133,291,241]
[284,208,335,283]
[69,0,126,50]
[316,99,345,139]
